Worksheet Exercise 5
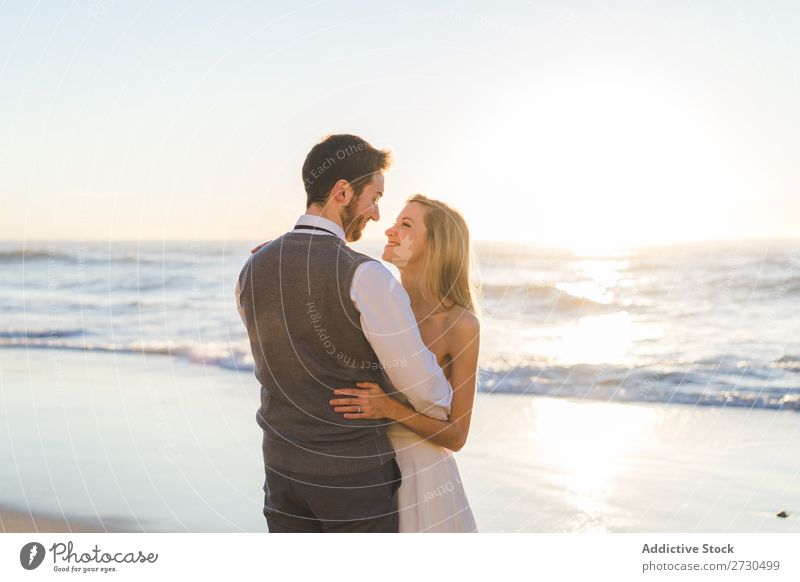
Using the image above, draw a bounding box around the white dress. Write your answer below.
[387,423,478,532]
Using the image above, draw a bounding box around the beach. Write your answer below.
[0,504,114,533]
[2,346,797,533]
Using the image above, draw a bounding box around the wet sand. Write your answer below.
[0,503,124,533]
[1,347,798,532]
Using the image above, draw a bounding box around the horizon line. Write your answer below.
[2,236,799,249]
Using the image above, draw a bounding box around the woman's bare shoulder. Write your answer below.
[445,306,480,341]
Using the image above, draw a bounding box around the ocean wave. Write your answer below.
[480,282,621,313]
[0,329,85,339]
[1,339,797,412]
[775,355,800,371]
[0,337,255,371]
[0,247,218,266]
[0,249,72,262]
[477,361,800,411]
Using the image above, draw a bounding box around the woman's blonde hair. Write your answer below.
[407,194,479,315]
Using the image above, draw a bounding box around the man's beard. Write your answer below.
[340,195,369,242]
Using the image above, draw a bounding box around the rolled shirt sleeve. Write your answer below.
[350,260,452,420]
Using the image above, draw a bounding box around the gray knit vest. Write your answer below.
[237,232,396,476]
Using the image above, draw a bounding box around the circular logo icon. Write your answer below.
[20,542,46,570]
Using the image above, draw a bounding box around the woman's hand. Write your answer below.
[329,382,400,420]
[250,241,270,254]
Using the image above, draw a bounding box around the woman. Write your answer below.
[329,194,480,533]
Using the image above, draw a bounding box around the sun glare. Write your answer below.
[533,398,657,530]
[463,74,734,250]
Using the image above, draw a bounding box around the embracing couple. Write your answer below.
[236,134,479,533]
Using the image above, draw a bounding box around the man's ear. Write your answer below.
[330,179,353,206]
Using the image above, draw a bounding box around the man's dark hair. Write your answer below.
[302,134,392,208]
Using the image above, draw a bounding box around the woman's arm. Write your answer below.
[330,312,480,452]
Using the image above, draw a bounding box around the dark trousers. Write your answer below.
[262,459,402,532]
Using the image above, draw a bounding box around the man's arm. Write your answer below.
[350,260,452,420]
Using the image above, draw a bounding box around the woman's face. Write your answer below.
[382,202,428,268]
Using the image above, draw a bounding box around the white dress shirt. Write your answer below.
[237,214,452,420]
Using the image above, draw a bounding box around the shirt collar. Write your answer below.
[294,214,345,240]
[293,214,346,241]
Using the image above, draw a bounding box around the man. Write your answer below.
[236,134,452,532]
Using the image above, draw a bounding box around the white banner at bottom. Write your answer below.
[1,533,798,581]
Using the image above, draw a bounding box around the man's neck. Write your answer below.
[305,205,344,232]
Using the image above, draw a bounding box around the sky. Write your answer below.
[1,0,799,250]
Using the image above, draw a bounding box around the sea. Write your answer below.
[2,238,799,412]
